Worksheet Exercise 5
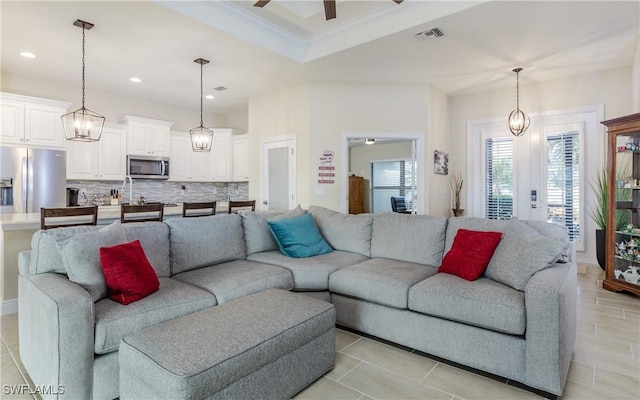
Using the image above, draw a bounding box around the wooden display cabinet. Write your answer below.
[603,112,640,297]
[349,176,364,214]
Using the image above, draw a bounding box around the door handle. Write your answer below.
[263,201,268,205]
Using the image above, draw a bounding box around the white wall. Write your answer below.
[634,40,640,113]
[449,66,634,265]
[1,71,228,131]
[226,107,249,131]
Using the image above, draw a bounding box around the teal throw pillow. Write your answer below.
[268,213,333,258]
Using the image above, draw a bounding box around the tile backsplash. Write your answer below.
[67,179,248,205]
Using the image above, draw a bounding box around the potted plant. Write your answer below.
[450,170,464,217]
[591,166,630,270]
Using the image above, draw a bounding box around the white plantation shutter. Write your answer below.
[484,137,514,219]
[546,131,580,242]
[370,159,414,212]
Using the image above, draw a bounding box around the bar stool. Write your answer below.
[182,201,217,218]
[120,204,164,223]
[227,200,256,214]
[40,206,99,230]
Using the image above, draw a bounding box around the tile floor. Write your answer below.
[1,264,639,400]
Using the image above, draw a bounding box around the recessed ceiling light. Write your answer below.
[129,77,141,83]
[20,51,36,58]
[205,95,215,100]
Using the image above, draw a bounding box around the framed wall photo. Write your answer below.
[434,150,448,175]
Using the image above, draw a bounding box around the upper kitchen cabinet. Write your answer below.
[121,115,173,157]
[170,132,211,182]
[232,134,250,181]
[210,128,245,181]
[0,92,70,149]
[67,123,127,181]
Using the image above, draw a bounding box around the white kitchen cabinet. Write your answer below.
[121,115,172,157]
[232,134,250,181]
[211,130,232,181]
[0,92,70,149]
[170,132,211,182]
[67,123,127,180]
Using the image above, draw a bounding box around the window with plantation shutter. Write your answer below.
[484,137,514,219]
[547,131,580,242]
[370,159,414,212]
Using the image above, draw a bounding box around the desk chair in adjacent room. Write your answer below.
[227,200,256,213]
[40,206,99,230]
[390,197,412,214]
[120,204,164,223]
[182,201,217,218]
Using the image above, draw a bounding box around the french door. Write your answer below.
[468,106,603,252]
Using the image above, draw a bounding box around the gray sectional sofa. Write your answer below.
[18,205,577,399]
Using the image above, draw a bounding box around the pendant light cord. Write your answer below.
[81,26,86,109]
[515,69,520,112]
[199,62,204,127]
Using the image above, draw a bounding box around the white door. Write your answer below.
[261,136,296,211]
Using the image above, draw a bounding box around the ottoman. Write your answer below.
[119,289,335,400]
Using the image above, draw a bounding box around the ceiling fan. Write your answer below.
[254,0,404,21]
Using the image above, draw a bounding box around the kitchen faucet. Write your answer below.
[121,175,133,205]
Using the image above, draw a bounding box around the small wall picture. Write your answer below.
[434,150,448,175]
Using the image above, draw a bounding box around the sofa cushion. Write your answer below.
[55,222,127,302]
[268,213,333,258]
[99,240,159,305]
[171,260,294,304]
[94,277,217,354]
[247,250,368,290]
[521,220,571,263]
[309,206,373,257]
[408,273,526,335]
[446,218,567,290]
[371,213,447,266]
[167,214,246,275]
[329,258,438,309]
[29,222,171,277]
[241,206,306,255]
[438,229,503,281]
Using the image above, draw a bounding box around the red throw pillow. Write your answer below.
[438,229,503,281]
[99,240,159,305]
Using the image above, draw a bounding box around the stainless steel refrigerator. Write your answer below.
[0,147,67,214]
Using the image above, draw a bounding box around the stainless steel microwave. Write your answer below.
[127,155,170,179]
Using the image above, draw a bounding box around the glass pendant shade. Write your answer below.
[191,58,213,152]
[62,19,104,142]
[507,67,530,137]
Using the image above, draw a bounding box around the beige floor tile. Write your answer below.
[294,377,363,400]
[594,367,640,399]
[631,343,639,359]
[578,321,596,336]
[1,314,19,346]
[339,362,452,400]
[623,309,640,324]
[336,329,361,352]
[0,354,32,399]
[358,396,374,400]
[597,297,640,312]
[596,324,640,344]
[566,360,594,387]
[577,302,625,319]
[572,346,640,377]
[1,340,9,356]
[8,342,26,374]
[575,333,635,358]
[560,379,631,399]
[578,311,639,331]
[326,353,361,381]
[341,338,437,382]
[421,364,541,400]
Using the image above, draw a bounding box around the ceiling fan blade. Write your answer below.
[392,0,404,4]
[324,0,336,20]
[254,0,270,7]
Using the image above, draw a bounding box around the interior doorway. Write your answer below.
[260,135,297,211]
[342,132,425,214]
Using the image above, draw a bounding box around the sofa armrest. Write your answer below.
[524,261,577,395]
[18,272,95,400]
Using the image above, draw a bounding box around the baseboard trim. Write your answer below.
[2,299,18,315]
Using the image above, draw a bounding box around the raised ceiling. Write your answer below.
[1,1,638,115]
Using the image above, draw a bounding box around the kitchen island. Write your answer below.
[0,202,229,314]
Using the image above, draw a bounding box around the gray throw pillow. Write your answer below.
[241,205,306,255]
[484,219,566,291]
[55,222,127,302]
[309,206,373,257]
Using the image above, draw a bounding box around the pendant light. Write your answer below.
[61,20,105,142]
[190,58,213,152]
[507,67,530,137]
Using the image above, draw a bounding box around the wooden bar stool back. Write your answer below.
[40,206,99,230]
[182,201,217,218]
[227,200,256,214]
[120,204,164,223]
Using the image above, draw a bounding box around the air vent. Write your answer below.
[415,28,444,41]
[213,86,227,91]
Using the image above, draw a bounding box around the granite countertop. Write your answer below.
[0,202,230,231]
